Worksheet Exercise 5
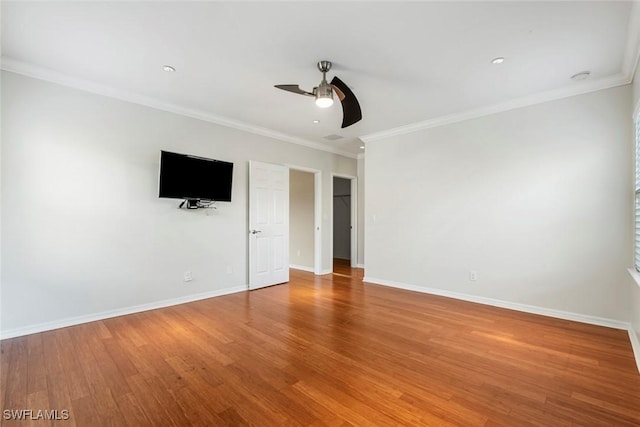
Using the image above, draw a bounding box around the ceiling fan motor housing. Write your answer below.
[315,60,334,104]
[316,81,333,100]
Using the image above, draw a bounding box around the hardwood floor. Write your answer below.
[332,258,355,277]
[2,267,640,426]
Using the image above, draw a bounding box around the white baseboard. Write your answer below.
[289,264,315,273]
[629,327,640,374]
[362,276,630,330]
[356,263,365,269]
[364,275,640,373]
[0,285,247,340]
[320,269,333,275]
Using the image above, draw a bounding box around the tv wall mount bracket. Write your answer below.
[178,199,217,210]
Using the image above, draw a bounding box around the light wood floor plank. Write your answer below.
[1,263,639,425]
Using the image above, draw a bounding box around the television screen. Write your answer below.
[159,151,233,202]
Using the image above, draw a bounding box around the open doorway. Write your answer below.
[289,167,321,275]
[332,175,357,272]
[289,170,314,272]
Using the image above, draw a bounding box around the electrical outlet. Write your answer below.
[183,271,193,282]
[297,250,301,257]
[469,270,478,281]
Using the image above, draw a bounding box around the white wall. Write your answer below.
[365,85,633,322]
[1,71,356,335]
[631,65,640,346]
[289,170,314,270]
[0,71,3,333]
[357,156,365,267]
[633,63,640,114]
[632,274,640,359]
[333,177,351,260]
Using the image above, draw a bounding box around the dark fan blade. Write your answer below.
[330,77,362,128]
[274,84,314,97]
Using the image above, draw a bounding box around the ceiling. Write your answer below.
[2,1,638,157]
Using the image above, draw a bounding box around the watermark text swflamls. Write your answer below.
[3,409,70,421]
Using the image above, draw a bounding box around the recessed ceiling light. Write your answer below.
[360,146,365,149]
[163,65,176,72]
[491,57,505,65]
[571,71,591,81]
[313,120,320,124]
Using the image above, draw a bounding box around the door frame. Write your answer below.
[287,164,322,275]
[331,173,357,270]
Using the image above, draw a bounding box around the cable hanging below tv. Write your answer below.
[158,150,234,209]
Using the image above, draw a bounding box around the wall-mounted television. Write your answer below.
[159,150,233,202]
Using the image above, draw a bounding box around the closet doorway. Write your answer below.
[332,175,357,271]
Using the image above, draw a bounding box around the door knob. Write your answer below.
[250,229,262,235]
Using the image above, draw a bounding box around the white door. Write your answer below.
[249,161,289,290]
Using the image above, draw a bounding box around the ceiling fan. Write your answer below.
[275,61,362,129]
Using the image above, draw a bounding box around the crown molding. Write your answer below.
[0,57,357,159]
[363,2,640,144]
[361,72,630,143]
[3,53,636,154]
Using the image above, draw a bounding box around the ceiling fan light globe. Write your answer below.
[315,97,334,108]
